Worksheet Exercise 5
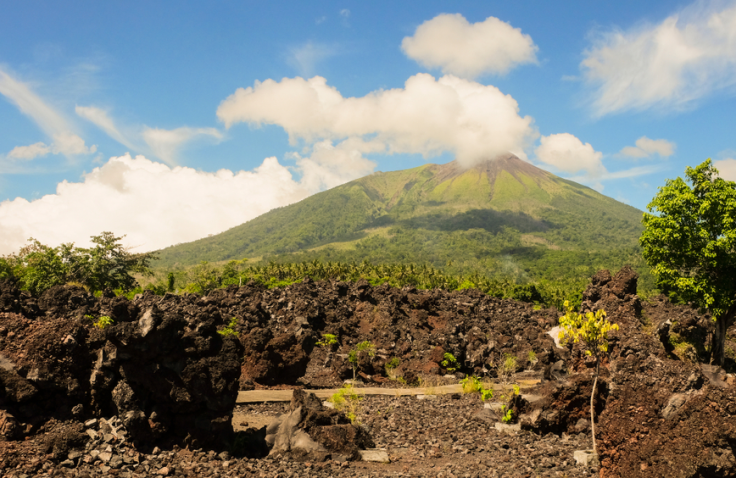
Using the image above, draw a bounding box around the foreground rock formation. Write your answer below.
[0,282,243,451]
[0,267,735,477]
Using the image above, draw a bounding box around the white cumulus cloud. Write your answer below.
[581,1,736,115]
[619,136,676,158]
[714,158,736,181]
[0,154,313,254]
[0,146,379,254]
[216,73,536,168]
[401,13,538,78]
[535,133,606,177]
[290,138,379,193]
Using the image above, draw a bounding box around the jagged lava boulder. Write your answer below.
[265,389,374,461]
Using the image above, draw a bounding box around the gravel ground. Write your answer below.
[0,391,598,478]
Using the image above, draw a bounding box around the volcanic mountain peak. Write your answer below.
[434,153,551,184]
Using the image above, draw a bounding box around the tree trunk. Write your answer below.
[711,308,735,367]
[591,359,599,454]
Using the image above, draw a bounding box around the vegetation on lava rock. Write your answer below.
[460,375,494,401]
[348,340,376,380]
[316,333,339,349]
[441,352,459,373]
[217,317,239,337]
[328,383,363,424]
[86,314,115,330]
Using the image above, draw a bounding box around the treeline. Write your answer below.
[2,234,654,311]
[152,259,590,310]
[245,227,657,293]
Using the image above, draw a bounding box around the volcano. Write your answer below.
[154,155,644,280]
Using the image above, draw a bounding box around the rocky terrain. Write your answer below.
[0,266,734,477]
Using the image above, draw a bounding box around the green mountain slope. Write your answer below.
[155,155,647,283]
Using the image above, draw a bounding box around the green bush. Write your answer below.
[217,317,239,337]
[348,341,375,380]
[87,315,114,329]
[441,352,459,373]
[460,375,494,401]
[328,384,363,424]
[316,333,338,348]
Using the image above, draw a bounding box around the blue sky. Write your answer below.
[1,0,735,253]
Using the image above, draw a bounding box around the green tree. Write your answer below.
[167,272,176,292]
[0,257,12,280]
[186,261,221,294]
[221,258,248,286]
[559,301,618,455]
[80,232,157,292]
[640,160,736,366]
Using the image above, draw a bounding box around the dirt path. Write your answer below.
[236,379,540,403]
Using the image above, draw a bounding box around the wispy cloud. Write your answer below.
[76,105,138,151]
[0,67,97,160]
[286,41,339,77]
[339,9,351,27]
[4,133,97,162]
[0,67,72,137]
[566,164,666,192]
[581,1,736,115]
[142,127,222,166]
[599,164,666,180]
[7,142,51,160]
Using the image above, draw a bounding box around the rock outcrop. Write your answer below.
[265,389,374,461]
[0,283,243,450]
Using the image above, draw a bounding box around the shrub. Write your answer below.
[501,407,513,423]
[328,383,363,424]
[498,353,517,384]
[558,300,618,455]
[441,352,459,373]
[1,233,156,296]
[348,341,376,380]
[460,375,494,401]
[316,333,338,348]
[89,315,114,329]
[385,357,400,379]
[217,317,239,337]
